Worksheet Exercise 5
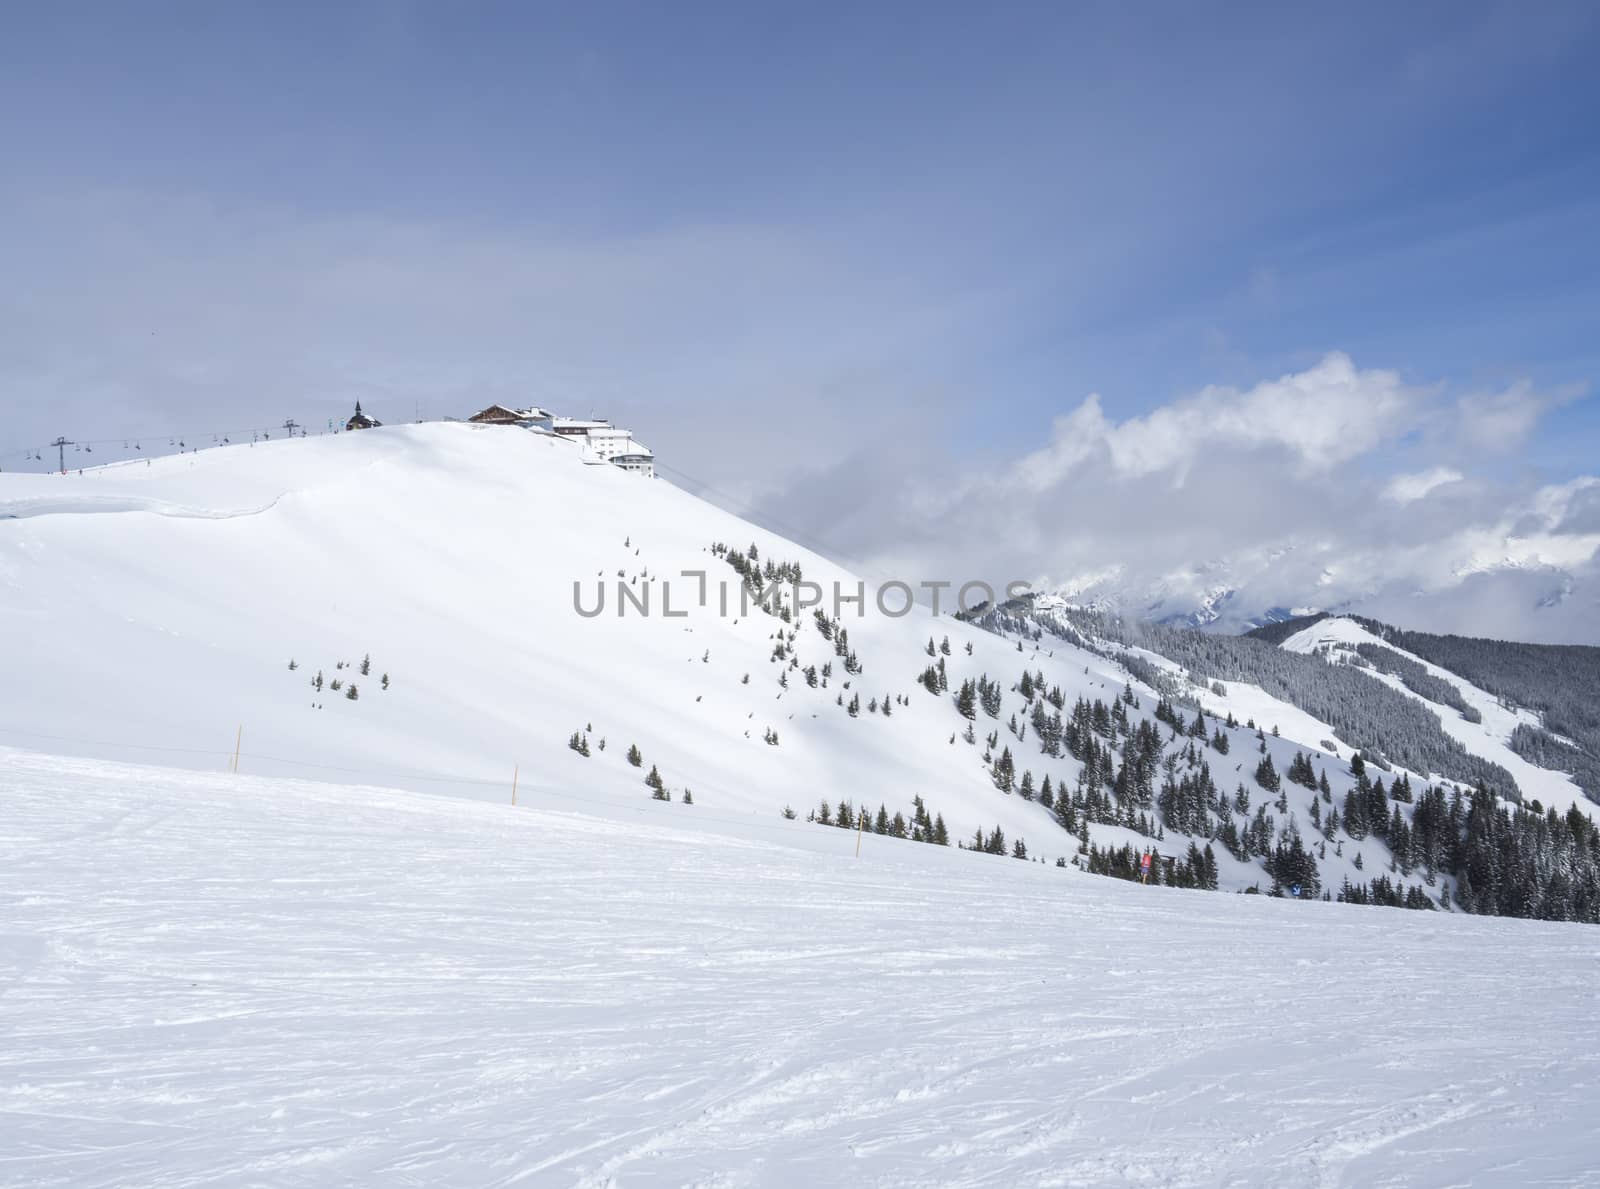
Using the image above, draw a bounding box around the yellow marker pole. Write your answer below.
[232,725,242,774]
[512,764,519,806]
[855,810,865,858]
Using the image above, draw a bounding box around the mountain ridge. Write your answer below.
[4,423,1596,919]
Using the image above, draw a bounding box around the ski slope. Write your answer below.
[1280,616,1592,817]
[3,749,1598,1188]
[0,423,1514,903]
[0,423,1141,859]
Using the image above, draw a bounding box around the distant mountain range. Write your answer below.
[1047,543,1597,643]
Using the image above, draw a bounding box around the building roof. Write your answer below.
[470,404,549,422]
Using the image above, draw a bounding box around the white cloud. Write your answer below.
[1456,380,1589,452]
[1383,466,1464,504]
[765,354,1597,643]
[1011,352,1429,491]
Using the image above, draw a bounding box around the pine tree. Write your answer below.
[360,654,371,676]
[992,746,1015,792]
[627,744,642,768]
[645,765,666,798]
[381,673,390,690]
[345,683,359,701]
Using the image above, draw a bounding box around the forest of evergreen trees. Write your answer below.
[1352,643,1482,723]
[951,601,1600,923]
[1250,613,1599,803]
[1017,605,1522,798]
[1350,617,1600,804]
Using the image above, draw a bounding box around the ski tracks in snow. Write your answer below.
[2,752,1599,1187]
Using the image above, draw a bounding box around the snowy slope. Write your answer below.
[1280,617,1593,817]
[0,425,1495,902]
[5,748,1599,1188]
[0,424,1142,862]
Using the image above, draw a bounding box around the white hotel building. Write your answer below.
[550,418,656,478]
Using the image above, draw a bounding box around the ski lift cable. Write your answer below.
[0,421,327,465]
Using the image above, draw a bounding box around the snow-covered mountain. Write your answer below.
[1,422,1593,915]
[1273,615,1595,815]
[1049,533,1599,641]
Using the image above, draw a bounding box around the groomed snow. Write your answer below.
[4,749,1599,1187]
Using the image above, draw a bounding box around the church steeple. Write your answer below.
[346,401,381,431]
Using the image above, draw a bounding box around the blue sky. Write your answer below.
[2,2,1598,634]
[5,3,1597,453]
